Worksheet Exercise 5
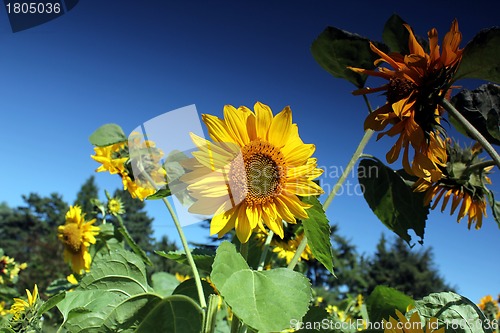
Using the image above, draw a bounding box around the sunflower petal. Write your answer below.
[269,106,292,148]
[254,102,273,140]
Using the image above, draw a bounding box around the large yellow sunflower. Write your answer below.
[349,20,463,183]
[182,102,324,243]
[58,206,100,273]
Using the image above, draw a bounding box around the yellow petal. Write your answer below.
[202,114,235,143]
[210,207,234,235]
[254,102,273,140]
[284,143,315,167]
[279,193,310,220]
[269,106,292,148]
[223,105,250,146]
[404,24,426,57]
[235,206,253,243]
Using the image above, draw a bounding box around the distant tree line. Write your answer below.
[0,176,453,301]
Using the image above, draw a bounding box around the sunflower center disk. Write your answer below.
[232,141,286,206]
[61,224,83,253]
[387,77,417,104]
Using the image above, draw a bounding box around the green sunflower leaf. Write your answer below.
[56,247,156,332]
[172,278,218,307]
[101,293,162,332]
[382,14,411,54]
[485,190,500,228]
[115,215,153,266]
[211,241,312,332]
[450,83,500,146]
[134,295,203,333]
[38,292,66,316]
[89,123,127,147]
[311,26,389,88]
[150,272,180,297]
[382,14,428,55]
[366,286,414,324]
[358,158,429,246]
[145,187,171,200]
[295,306,332,333]
[155,247,215,273]
[455,27,500,83]
[410,291,494,333]
[302,196,335,275]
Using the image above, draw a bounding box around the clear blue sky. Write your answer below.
[0,1,498,303]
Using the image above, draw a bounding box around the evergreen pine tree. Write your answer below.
[366,235,454,298]
[74,176,99,218]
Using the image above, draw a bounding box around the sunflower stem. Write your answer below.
[323,129,374,211]
[161,197,207,309]
[257,230,274,271]
[135,159,207,308]
[441,98,500,169]
[362,94,374,113]
[240,241,249,261]
[467,160,496,173]
[287,235,308,270]
[288,98,375,271]
[230,313,241,333]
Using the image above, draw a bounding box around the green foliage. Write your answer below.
[450,84,500,146]
[150,272,179,297]
[411,292,494,333]
[366,285,414,323]
[134,295,203,333]
[382,14,428,55]
[149,236,189,277]
[382,14,410,54]
[211,241,312,332]
[155,248,215,274]
[57,246,198,332]
[173,279,217,307]
[358,158,429,246]
[0,194,68,293]
[88,123,127,147]
[301,196,335,275]
[455,27,500,83]
[311,26,389,88]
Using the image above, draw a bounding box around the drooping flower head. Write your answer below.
[182,102,324,243]
[58,205,100,273]
[417,141,493,230]
[350,20,463,183]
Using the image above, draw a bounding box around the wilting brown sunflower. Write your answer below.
[182,102,324,243]
[350,20,463,183]
[417,141,493,230]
